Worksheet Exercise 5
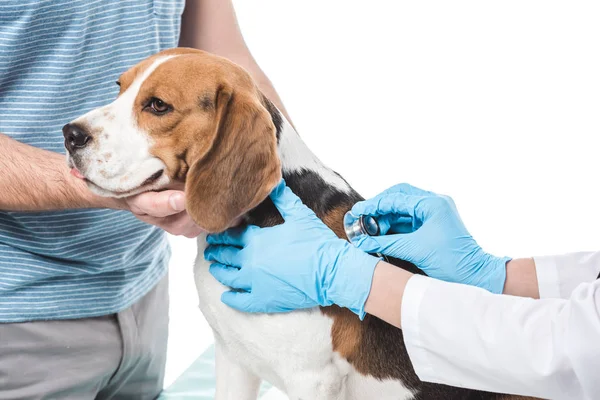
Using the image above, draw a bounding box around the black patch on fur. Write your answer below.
[245,168,505,399]
[199,95,213,111]
[260,94,283,142]
[245,169,360,228]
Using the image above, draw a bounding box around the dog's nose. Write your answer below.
[62,123,91,152]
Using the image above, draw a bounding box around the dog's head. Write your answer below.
[64,48,281,232]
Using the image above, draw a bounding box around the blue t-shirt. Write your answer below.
[0,0,185,322]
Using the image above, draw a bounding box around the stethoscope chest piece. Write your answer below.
[343,211,380,242]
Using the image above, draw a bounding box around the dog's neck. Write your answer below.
[277,119,353,195]
[245,108,362,231]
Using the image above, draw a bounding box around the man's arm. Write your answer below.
[179,0,293,123]
[0,134,122,211]
[0,134,202,237]
[2,1,284,237]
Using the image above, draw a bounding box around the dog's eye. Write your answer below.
[145,97,171,115]
[115,80,121,87]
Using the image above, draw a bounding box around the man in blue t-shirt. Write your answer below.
[0,1,291,398]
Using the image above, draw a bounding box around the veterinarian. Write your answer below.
[207,181,600,400]
[0,1,290,398]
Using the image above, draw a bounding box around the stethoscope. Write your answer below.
[343,211,391,262]
[343,211,380,240]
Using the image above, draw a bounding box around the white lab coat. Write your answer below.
[401,251,600,400]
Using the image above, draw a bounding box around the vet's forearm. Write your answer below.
[503,258,540,299]
[179,0,294,124]
[364,261,412,328]
[0,134,122,211]
[364,258,540,329]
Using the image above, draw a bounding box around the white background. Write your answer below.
[165,0,600,388]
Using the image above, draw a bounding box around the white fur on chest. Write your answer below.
[194,235,414,399]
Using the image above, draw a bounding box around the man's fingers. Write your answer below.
[135,211,203,238]
[269,180,312,221]
[204,245,241,267]
[207,225,259,247]
[182,224,205,239]
[127,190,186,218]
[209,263,250,291]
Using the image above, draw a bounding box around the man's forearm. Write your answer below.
[0,134,122,211]
[179,0,294,123]
[242,63,293,124]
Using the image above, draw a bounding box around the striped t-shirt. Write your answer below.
[0,0,185,322]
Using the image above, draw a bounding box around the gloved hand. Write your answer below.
[351,183,510,294]
[204,180,380,318]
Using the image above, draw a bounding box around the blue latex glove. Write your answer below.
[351,183,510,294]
[204,180,380,318]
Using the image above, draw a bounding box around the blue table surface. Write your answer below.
[159,345,273,399]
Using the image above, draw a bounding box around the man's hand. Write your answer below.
[125,190,204,238]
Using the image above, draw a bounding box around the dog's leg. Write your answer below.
[285,364,347,400]
[214,338,261,400]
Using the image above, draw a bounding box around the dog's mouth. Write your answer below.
[69,163,165,198]
[69,167,86,180]
[141,169,165,186]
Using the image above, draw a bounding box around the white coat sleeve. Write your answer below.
[535,251,600,299]
[401,251,600,400]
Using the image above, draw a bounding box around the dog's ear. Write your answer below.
[185,85,281,233]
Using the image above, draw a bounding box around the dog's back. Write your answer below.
[196,95,532,399]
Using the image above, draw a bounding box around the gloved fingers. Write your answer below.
[357,191,451,225]
[412,194,456,221]
[377,213,415,235]
[270,179,314,221]
[380,183,437,197]
[351,192,421,220]
[209,263,251,291]
[390,215,418,233]
[438,194,459,214]
[353,233,415,262]
[204,245,242,267]
[221,291,262,313]
[207,225,260,248]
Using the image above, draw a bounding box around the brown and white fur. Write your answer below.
[63,48,537,400]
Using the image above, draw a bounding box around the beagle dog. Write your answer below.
[63,48,537,400]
